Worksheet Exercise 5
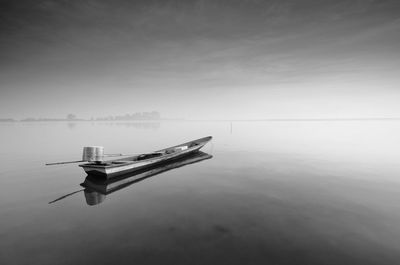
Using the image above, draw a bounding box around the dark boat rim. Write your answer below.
[79,136,212,169]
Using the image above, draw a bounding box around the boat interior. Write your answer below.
[90,141,202,167]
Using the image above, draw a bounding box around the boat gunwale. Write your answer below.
[79,136,212,169]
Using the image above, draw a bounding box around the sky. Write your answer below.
[0,0,399,119]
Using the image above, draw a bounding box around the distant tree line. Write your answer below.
[95,111,161,121]
[1,111,162,122]
[19,114,82,122]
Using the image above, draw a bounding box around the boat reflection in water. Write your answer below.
[81,151,213,206]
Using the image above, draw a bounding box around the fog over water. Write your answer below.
[1,121,400,265]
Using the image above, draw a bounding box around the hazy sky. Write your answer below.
[1,0,399,119]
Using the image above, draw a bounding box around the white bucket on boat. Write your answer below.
[82,146,104,162]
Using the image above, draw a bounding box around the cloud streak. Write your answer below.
[0,0,399,119]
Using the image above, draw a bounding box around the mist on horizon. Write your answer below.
[1,0,399,120]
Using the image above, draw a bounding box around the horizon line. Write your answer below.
[2,117,400,122]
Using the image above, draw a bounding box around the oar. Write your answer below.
[45,153,138,166]
[45,152,165,166]
[45,160,85,166]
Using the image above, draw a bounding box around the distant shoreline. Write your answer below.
[0,118,181,122]
[2,117,400,123]
[186,118,400,122]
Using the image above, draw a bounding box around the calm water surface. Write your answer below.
[1,121,400,265]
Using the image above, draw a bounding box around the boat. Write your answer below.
[81,151,212,205]
[79,136,212,178]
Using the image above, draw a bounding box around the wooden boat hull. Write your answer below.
[79,136,212,179]
[81,151,212,206]
[82,151,213,194]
